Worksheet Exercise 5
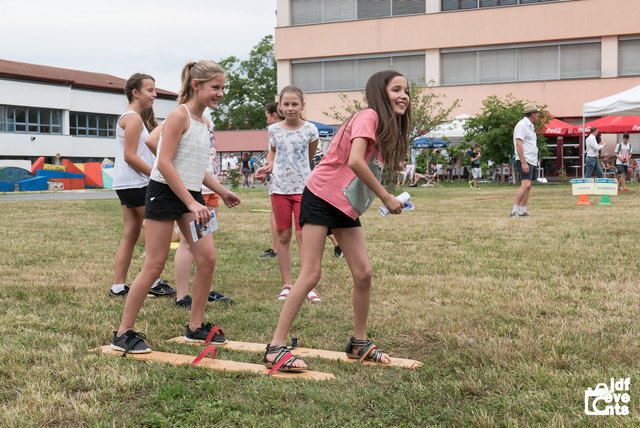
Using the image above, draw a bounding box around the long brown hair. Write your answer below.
[125,73,158,131]
[178,60,225,105]
[364,70,412,173]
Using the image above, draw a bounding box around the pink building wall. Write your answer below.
[275,0,640,123]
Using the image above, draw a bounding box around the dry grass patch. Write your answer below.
[2,184,640,426]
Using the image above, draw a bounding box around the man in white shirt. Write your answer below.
[220,153,229,183]
[584,127,603,178]
[511,103,540,218]
[228,152,239,170]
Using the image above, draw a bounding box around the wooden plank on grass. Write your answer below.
[167,337,423,369]
[91,346,335,380]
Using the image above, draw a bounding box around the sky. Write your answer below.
[0,0,277,93]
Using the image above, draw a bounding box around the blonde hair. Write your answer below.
[178,60,226,104]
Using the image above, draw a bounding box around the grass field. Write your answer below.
[1,183,640,427]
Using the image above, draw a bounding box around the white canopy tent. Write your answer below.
[581,85,640,176]
[425,114,471,140]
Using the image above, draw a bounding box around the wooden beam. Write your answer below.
[167,338,423,369]
[91,346,335,381]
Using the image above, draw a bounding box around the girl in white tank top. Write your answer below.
[112,61,241,354]
[109,73,167,299]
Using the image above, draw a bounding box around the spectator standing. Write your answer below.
[615,133,632,192]
[584,127,604,178]
[510,103,540,218]
[468,144,482,189]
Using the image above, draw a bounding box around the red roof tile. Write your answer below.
[214,130,269,153]
[0,59,177,99]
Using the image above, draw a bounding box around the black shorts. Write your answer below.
[616,164,628,175]
[115,186,147,208]
[299,187,361,233]
[144,180,205,220]
[516,160,537,181]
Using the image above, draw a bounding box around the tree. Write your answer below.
[210,35,276,130]
[324,79,460,140]
[324,79,460,190]
[463,94,551,182]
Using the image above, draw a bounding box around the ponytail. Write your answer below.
[178,60,226,104]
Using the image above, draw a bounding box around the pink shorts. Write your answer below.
[271,193,302,231]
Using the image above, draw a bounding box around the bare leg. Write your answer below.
[275,228,293,286]
[332,227,390,364]
[174,233,192,300]
[117,219,173,336]
[177,214,215,331]
[270,212,278,253]
[113,205,145,285]
[514,180,532,207]
[267,224,328,368]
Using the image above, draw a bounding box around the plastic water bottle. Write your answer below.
[378,192,411,216]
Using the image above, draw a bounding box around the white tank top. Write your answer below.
[150,105,210,192]
[112,111,154,190]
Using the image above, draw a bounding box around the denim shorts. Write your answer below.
[516,160,537,181]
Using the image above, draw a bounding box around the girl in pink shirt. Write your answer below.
[262,70,412,373]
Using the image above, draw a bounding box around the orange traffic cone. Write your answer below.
[577,194,590,205]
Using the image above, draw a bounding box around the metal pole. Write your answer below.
[581,116,586,178]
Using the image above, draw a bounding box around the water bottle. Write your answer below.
[378,192,411,216]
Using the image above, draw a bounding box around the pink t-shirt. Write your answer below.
[306,109,383,220]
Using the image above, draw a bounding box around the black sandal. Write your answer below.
[263,344,307,374]
[345,337,388,363]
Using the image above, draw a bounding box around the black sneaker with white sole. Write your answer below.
[334,245,343,258]
[258,248,277,258]
[209,290,233,303]
[148,279,176,297]
[185,322,227,344]
[111,330,151,356]
[174,295,192,309]
[109,286,130,297]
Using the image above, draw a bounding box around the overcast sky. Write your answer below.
[0,0,277,93]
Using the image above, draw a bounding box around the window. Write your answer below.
[291,0,424,25]
[0,104,63,134]
[619,37,640,77]
[292,53,425,92]
[70,112,118,137]
[441,41,600,85]
[443,0,564,10]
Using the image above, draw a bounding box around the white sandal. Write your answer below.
[277,285,292,301]
[306,289,322,303]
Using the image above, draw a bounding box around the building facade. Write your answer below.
[0,60,177,165]
[275,0,640,176]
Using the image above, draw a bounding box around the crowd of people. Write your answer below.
[108,63,411,373]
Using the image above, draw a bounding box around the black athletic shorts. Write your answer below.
[299,187,361,233]
[115,186,147,208]
[144,179,205,220]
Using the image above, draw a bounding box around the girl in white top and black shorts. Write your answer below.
[111,61,241,355]
[110,73,175,299]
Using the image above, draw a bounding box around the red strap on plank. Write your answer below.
[268,351,294,376]
[203,327,224,346]
[191,345,218,365]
